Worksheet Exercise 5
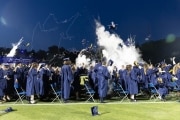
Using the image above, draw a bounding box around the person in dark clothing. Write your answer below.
[71,64,81,100]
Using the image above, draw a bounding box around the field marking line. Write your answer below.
[0,101,179,106]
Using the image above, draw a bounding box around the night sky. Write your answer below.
[0,0,180,51]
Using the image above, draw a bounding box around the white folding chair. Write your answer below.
[14,82,26,104]
[84,80,95,102]
[50,83,62,103]
[112,82,129,102]
[148,83,161,101]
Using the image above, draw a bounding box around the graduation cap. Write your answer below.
[91,106,99,116]
[101,57,107,62]
[39,63,46,68]
[3,63,10,66]
[63,57,70,61]
[160,61,166,65]
[95,59,99,63]
[108,59,113,66]
[4,107,13,113]
[139,63,144,67]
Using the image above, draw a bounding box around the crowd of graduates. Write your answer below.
[0,57,180,104]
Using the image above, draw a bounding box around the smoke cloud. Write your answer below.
[96,21,143,69]
[75,20,143,70]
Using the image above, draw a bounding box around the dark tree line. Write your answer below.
[139,37,180,65]
[1,37,180,66]
[0,45,78,66]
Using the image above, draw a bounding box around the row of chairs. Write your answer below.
[112,81,180,102]
[142,81,180,101]
[13,80,95,104]
[13,80,180,104]
[14,82,62,104]
[85,81,180,102]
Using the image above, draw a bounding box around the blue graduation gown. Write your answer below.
[128,69,138,95]
[37,68,44,96]
[26,68,38,96]
[162,67,172,88]
[97,65,110,98]
[175,69,180,85]
[157,82,168,99]
[159,72,169,87]
[139,68,149,89]
[0,68,7,97]
[14,66,27,90]
[146,68,158,85]
[60,64,74,100]
[119,69,128,91]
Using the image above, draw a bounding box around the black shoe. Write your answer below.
[76,97,81,100]
[100,101,107,103]
[161,98,166,102]
[63,99,69,103]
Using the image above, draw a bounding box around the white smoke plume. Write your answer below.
[7,37,24,57]
[95,21,143,69]
[75,53,91,69]
[75,20,143,70]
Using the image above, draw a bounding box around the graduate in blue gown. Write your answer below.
[26,62,39,104]
[118,65,128,91]
[139,63,149,92]
[138,63,149,95]
[36,63,46,99]
[60,58,74,102]
[14,63,25,90]
[132,62,141,93]
[93,60,102,98]
[156,77,168,101]
[0,64,7,102]
[146,64,159,86]
[160,62,172,87]
[97,59,110,103]
[125,64,138,101]
[3,64,14,101]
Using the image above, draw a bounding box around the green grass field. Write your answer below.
[1,92,180,120]
[1,101,180,120]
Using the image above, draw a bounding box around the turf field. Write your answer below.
[0,101,180,120]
